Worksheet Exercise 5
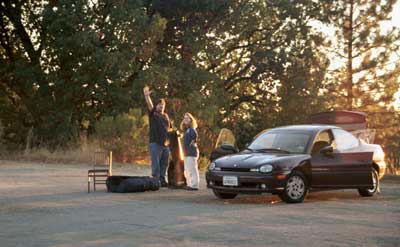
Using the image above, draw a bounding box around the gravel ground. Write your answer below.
[0,160,399,247]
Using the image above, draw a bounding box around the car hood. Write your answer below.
[214,152,309,169]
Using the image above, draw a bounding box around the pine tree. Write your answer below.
[325,0,400,171]
[326,0,400,111]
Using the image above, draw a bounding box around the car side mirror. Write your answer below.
[320,146,334,155]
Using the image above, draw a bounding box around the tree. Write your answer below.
[0,0,166,148]
[324,0,400,171]
[145,0,332,148]
[197,0,331,145]
[325,0,400,110]
[0,0,336,160]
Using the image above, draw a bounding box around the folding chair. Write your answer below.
[88,151,113,193]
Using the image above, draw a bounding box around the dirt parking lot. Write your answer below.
[0,160,399,247]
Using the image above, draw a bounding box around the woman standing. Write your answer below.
[180,113,200,191]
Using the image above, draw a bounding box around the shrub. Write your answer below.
[94,108,149,163]
[0,120,4,152]
[198,155,210,171]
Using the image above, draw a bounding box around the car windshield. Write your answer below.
[248,131,312,154]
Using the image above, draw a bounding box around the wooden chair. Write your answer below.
[88,151,113,193]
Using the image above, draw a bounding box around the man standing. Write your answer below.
[143,86,170,187]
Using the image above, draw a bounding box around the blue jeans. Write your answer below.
[149,143,170,183]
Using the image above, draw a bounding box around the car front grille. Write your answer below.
[214,181,261,189]
[220,167,251,172]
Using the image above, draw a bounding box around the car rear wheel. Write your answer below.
[358,170,379,197]
[212,189,237,199]
[278,171,308,203]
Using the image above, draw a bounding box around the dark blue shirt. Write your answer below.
[183,127,199,157]
[148,107,170,146]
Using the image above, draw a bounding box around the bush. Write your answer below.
[198,155,210,171]
[21,144,98,164]
[0,120,4,152]
[94,108,149,163]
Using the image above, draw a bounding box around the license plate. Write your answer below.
[223,176,238,186]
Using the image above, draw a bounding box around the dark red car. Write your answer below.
[206,125,386,203]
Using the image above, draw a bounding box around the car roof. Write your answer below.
[268,124,340,133]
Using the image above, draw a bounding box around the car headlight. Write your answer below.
[208,162,216,171]
[259,164,273,173]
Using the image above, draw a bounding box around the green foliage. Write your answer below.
[198,155,210,172]
[385,132,400,174]
[94,108,149,162]
[0,0,336,157]
[203,0,332,147]
[0,120,4,151]
[0,0,398,170]
[0,0,166,148]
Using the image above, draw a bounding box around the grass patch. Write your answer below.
[0,142,151,165]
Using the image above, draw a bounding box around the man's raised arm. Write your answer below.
[143,86,153,111]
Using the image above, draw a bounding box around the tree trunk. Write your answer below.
[346,0,354,110]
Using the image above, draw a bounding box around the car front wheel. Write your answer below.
[358,170,379,197]
[212,189,237,199]
[279,171,308,203]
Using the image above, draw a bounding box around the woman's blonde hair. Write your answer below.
[180,112,198,130]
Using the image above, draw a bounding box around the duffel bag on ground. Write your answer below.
[106,176,160,193]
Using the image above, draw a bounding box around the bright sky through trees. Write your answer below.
[315,1,400,109]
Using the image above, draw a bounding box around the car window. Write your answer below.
[248,131,311,154]
[332,128,359,151]
[314,131,333,144]
[311,130,334,155]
